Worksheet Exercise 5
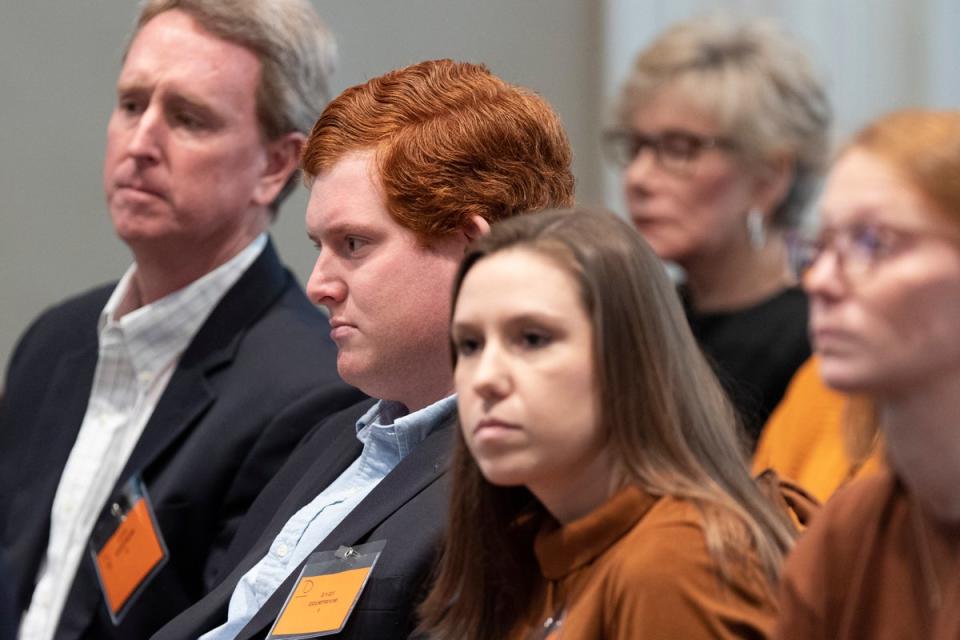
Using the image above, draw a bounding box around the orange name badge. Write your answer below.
[89,476,168,624]
[268,540,386,639]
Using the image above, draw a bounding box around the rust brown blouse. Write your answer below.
[776,469,960,639]
[511,485,778,639]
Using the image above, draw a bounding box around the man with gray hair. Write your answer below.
[0,2,362,639]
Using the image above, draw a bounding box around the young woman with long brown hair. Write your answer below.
[419,207,798,639]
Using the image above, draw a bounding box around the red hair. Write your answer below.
[301,59,574,240]
[845,109,960,227]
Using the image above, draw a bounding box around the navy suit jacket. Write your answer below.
[0,239,365,640]
[151,396,454,640]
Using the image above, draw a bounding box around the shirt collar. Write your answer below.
[97,233,267,382]
[355,395,457,459]
[534,484,659,580]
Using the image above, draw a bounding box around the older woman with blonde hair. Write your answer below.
[608,16,831,444]
[776,109,960,639]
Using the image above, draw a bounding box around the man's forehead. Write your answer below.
[306,153,388,229]
[118,10,261,100]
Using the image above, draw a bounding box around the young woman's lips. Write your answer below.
[474,418,521,434]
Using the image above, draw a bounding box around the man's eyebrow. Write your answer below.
[315,221,380,239]
[114,77,219,116]
[164,92,219,119]
[115,78,147,96]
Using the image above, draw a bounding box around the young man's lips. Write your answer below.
[329,320,357,341]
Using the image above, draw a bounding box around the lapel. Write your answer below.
[237,414,456,639]
[153,405,372,640]
[117,239,289,482]
[249,408,370,554]
[9,340,99,611]
[55,241,291,640]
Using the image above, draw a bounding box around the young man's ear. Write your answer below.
[463,215,491,244]
[252,131,307,207]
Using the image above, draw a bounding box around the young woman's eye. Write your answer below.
[454,336,481,357]
[520,330,551,349]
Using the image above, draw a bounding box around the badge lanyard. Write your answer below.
[267,540,387,639]
[88,475,169,624]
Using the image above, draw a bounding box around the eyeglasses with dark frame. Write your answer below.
[602,128,736,175]
[788,221,960,282]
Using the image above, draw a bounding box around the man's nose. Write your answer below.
[306,251,347,308]
[126,104,164,162]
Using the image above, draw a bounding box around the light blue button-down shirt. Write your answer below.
[200,395,456,640]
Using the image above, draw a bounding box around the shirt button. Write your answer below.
[276,543,289,558]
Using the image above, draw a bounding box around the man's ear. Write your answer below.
[252,131,306,207]
[463,215,491,244]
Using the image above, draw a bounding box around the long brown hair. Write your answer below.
[419,208,797,640]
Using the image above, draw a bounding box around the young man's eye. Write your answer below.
[345,237,368,254]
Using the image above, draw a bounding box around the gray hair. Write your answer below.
[616,16,831,229]
[131,0,337,209]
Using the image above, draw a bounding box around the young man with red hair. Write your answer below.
[154,58,574,640]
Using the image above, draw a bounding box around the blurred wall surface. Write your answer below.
[1,0,958,378]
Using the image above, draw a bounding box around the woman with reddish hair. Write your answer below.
[776,110,960,639]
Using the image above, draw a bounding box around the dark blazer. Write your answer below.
[0,239,366,640]
[0,550,15,640]
[151,396,454,640]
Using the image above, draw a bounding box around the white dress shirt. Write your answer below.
[18,234,266,640]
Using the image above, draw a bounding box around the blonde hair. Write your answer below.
[617,15,831,228]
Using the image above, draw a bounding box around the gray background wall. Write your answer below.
[1,1,958,378]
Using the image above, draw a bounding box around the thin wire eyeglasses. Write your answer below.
[788,221,960,282]
[602,128,736,175]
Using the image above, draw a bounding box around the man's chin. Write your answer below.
[336,356,370,390]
